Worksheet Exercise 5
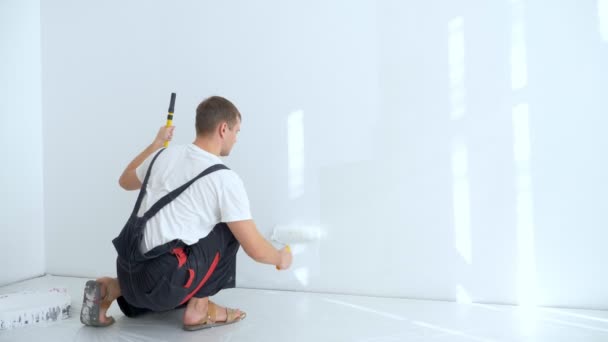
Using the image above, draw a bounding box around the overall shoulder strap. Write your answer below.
[130,148,166,217]
[142,164,230,220]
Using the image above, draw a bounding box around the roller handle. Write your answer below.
[164,92,176,148]
[168,92,176,113]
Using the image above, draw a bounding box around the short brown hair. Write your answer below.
[195,96,241,136]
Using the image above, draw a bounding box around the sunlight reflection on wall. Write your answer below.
[599,0,608,42]
[511,0,538,310]
[449,16,473,267]
[288,110,305,200]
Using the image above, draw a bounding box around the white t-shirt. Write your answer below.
[135,144,252,253]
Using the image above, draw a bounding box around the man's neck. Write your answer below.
[192,136,221,157]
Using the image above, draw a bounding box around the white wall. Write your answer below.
[41,0,608,309]
[0,0,45,286]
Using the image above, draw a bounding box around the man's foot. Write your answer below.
[80,277,120,327]
[97,277,120,324]
[183,297,246,331]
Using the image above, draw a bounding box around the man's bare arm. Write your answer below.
[118,126,174,191]
[227,219,292,269]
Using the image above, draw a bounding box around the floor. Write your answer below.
[1,275,608,341]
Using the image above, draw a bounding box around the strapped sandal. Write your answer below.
[183,300,246,331]
[80,280,115,327]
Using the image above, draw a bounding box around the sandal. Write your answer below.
[80,280,115,327]
[183,300,246,331]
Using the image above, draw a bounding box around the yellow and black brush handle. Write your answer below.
[164,92,176,147]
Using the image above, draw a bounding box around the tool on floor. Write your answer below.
[0,288,71,330]
[164,92,176,148]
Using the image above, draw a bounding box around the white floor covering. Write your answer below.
[1,275,608,341]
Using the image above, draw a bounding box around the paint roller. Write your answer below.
[271,224,323,270]
[164,92,176,148]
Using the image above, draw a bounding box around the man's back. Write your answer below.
[135,144,251,253]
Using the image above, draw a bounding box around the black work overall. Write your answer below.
[112,148,240,317]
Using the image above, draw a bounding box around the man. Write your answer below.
[80,96,292,331]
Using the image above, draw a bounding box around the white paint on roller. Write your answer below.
[270,224,324,282]
[0,288,71,330]
[270,224,323,245]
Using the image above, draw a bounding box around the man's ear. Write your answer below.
[218,122,228,138]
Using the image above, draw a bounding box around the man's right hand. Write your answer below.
[277,246,293,270]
